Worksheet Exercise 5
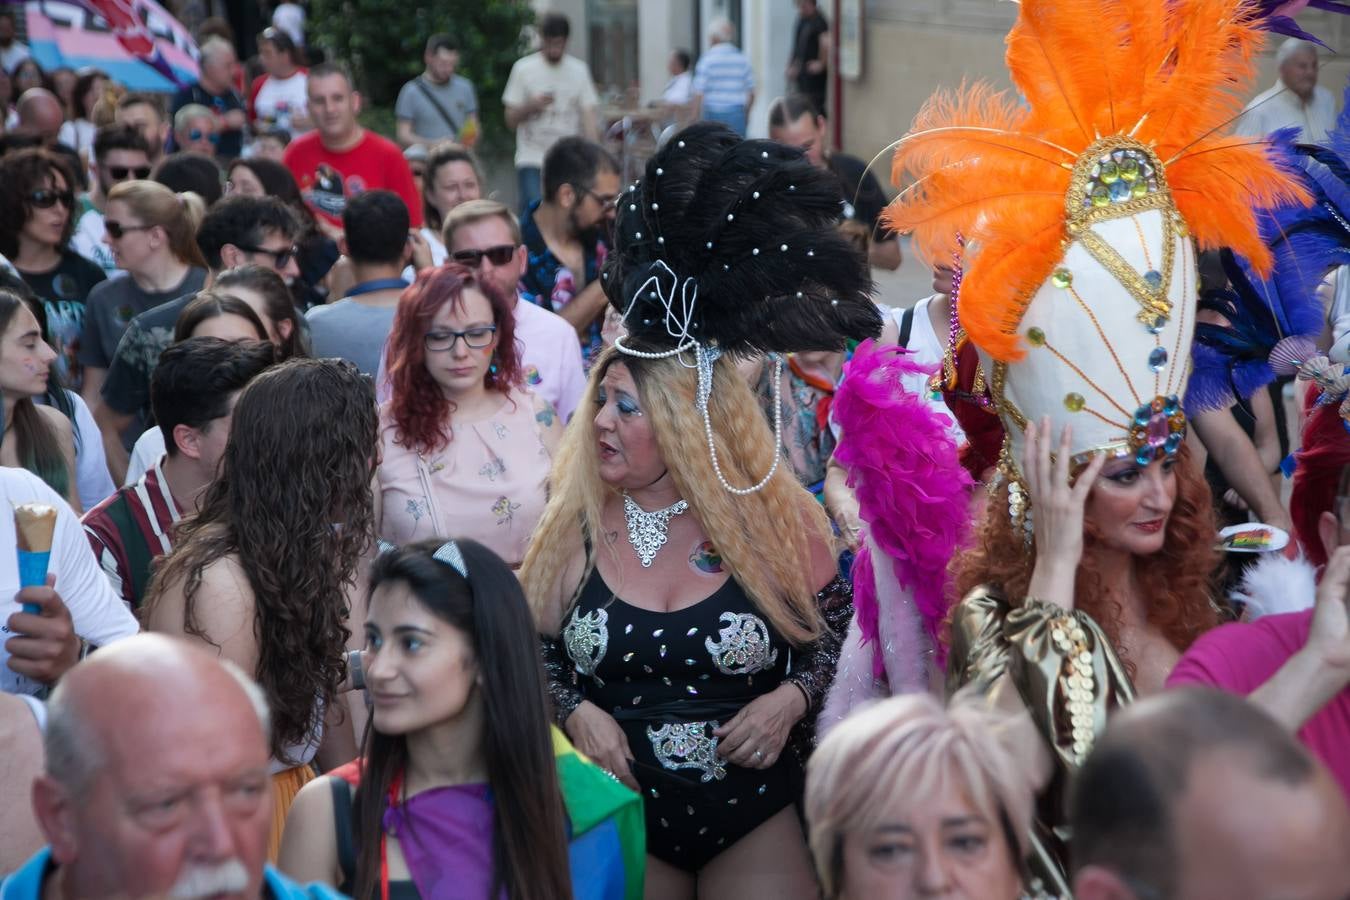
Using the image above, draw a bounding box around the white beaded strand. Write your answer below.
[700,354,784,495]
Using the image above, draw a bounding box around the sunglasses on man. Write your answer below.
[237,244,299,269]
[450,244,517,267]
[29,189,74,210]
[107,165,153,181]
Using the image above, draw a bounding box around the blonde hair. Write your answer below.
[520,345,832,645]
[443,198,522,249]
[805,691,1051,899]
[106,180,207,268]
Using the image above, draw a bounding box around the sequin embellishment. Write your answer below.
[647,721,727,782]
[563,608,609,678]
[705,612,779,675]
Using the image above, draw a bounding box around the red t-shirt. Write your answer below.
[283,129,422,229]
[1168,610,1350,801]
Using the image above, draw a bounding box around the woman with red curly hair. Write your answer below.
[375,264,562,567]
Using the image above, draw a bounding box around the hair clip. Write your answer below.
[377,539,398,556]
[433,540,469,578]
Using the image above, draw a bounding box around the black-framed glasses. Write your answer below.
[450,245,516,267]
[104,220,155,240]
[574,184,619,210]
[107,165,152,181]
[425,325,497,352]
[237,244,299,269]
[29,189,74,210]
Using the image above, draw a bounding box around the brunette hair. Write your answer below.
[71,69,107,120]
[173,289,269,343]
[226,157,316,230]
[143,358,377,763]
[214,264,310,358]
[422,143,483,233]
[353,539,573,900]
[0,149,76,258]
[385,264,520,455]
[0,290,69,497]
[106,180,208,268]
[952,444,1221,668]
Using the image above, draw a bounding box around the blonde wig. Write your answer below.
[520,345,833,646]
[805,690,1051,899]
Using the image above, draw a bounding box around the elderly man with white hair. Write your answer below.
[1237,37,1338,141]
[691,17,756,136]
[170,36,246,160]
[0,633,342,898]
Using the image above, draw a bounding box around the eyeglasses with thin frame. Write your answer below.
[107,165,152,181]
[450,245,516,268]
[29,189,74,210]
[237,244,298,269]
[105,220,155,240]
[424,325,497,352]
[574,184,619,210]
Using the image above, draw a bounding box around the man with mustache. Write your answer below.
[1,634,341,899]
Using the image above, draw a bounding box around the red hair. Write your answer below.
[951,443,1220,671]
[1291,392,1350,568]
[385,263,520,455]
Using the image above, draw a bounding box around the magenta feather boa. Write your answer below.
[832,340,974,679]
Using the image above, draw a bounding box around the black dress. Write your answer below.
[542,567,852,872]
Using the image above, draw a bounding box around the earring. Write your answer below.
[488,359,498,377]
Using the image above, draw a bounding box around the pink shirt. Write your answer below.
[377,388,554,567]
[1168,610,1350,799]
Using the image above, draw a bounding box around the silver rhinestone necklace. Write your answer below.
[622,491,689,567]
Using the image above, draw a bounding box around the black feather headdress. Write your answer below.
[602,122,881,355]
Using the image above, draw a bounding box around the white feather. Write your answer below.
[1232,554,1318,619]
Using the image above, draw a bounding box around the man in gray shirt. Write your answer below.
[395,34,480,148]
[306,191,413,375]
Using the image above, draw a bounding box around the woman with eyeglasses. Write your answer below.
[78,181,207,408]
[0,148,107,392]
[375,264,562,568]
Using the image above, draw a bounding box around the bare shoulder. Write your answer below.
[277,774,345,887]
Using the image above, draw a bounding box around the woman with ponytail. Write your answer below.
[278,539,641,899]
[78,181,207,406]
[0,289,79,509]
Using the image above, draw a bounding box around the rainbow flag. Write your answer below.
[553,727,645,900]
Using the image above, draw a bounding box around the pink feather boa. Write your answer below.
[831,340,974,679]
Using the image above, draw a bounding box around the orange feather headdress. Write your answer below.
[884,0,1311,490]
[886,0,1310,362]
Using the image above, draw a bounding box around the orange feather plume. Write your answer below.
[884,0,1311,362]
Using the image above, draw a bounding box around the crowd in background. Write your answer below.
[0,2,1347,900]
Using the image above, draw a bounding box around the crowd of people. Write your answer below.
[1,1,1350,899]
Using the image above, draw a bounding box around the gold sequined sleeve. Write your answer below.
[947,585,1134,772]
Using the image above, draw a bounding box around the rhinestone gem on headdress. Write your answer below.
[1127,395,1187,465]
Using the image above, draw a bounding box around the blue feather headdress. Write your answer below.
[1249,0,1350,46]
[1188,118,1348,410]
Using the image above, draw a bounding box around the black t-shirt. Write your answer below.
[19,250,107,390]
[792,12,829,98]
[827,152,894,242]
[171,82,245,160]
[100,292,194,449]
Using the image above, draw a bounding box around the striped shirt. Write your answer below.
[82,457,182,611]
[692,43,754,110]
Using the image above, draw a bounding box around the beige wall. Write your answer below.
[840,15,1350,198]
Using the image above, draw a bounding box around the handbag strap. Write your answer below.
[414,77,462,135]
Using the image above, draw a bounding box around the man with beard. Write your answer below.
[70,124,153,277]
[518,136,618,367]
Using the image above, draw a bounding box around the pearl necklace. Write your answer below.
[622,491,689,567]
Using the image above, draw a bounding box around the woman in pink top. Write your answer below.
[376,264,562,566]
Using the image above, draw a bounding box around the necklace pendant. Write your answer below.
[622,492,689,567]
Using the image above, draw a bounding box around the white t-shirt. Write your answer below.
[124,427,166,488]
[501,52,600,168]
[662,72,693,105]
[58,119,97,158]
[0,42,29,75]
[253,70,310,137]
[890,297,966,444]
[0,467,138,696]
[69,208,123,278]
